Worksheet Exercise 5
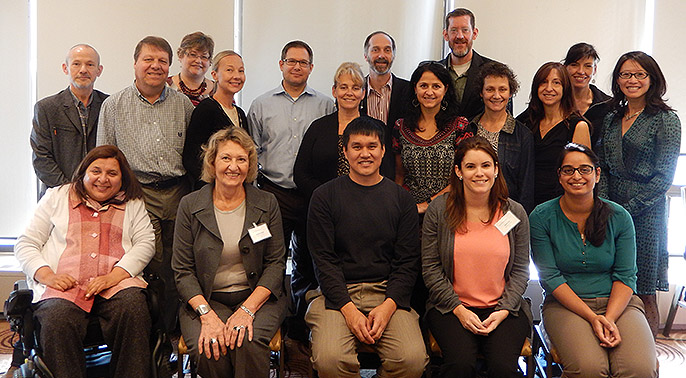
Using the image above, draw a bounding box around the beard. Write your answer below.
[369,58,392,75]
[450,41,471,59]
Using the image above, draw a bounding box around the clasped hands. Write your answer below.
[341,298,397,344]
[38,266,126,299]
[198,308,254,360]
[590,314,621,348]
[453,305,509,335]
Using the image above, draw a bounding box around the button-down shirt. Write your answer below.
[69,89,94,157]
[248,84,335,189]
[366,76,392,125]
[97,83,194,184]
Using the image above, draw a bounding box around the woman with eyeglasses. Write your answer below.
[563,43,612,148]
[530,143,657,378]
[394,62,474,214]
[422,137,531,378]
[168,32,216,106]
[516,62,591,207]
[183,50,249,189]
[598,51,681,336]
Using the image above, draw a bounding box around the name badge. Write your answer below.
[494,210,520,236]
[248,222,272,243]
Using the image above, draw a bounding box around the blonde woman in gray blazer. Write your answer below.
[173,127,287,378]
[421,137,531,378]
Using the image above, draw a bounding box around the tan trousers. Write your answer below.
[542,295,657,378]
[305,282,428,378]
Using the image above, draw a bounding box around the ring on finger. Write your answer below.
[233,325,245,331]
[210,338,217,344]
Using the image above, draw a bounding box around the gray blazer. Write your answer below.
[172,183,286,318]
[30,88,108,188]
[422,195,532,323]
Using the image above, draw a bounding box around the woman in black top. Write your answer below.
[293,62,369,200]
[183,50,248,189]
[563,43,612,148]
[516,62,590,206]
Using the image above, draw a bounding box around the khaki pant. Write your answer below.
[305,282,428,378]
[542,295,657,378]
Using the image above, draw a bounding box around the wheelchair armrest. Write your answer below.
[143,273,163,326]
[4,279,33,318]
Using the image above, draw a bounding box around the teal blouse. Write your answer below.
[530,197,637,298]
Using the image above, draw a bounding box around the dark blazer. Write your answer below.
[183,97,249,187]
[422,195,532,324]
[172,182,286,319]
[359,74,412,179]
[30,88,108,188]
[293,113,394,200]
[440,51,512,121]
[469,113,535,213]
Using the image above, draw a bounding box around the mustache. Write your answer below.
[374,58,389,64]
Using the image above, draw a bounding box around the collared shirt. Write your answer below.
[69,88,95,156]
[68,88,94,129]
[96,83,194,184]
[475,112,517,152]
[248,83,335,189]
[449,61,471,104]
[366,76,393,124]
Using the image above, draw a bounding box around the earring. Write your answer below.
[458,176,463,181]
[592,77,596,84]
[412,98,419,107]
[494,173,498,179]
[441,99,448,111]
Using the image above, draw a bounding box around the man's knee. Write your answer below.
[381,341,427,378]
[311,348,358,378]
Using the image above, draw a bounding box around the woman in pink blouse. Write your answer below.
[15,145,155,378]
[421,137,531,378]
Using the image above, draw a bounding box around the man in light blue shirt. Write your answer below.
[248,40,334,342]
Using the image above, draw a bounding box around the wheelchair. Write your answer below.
[3,276,174,378]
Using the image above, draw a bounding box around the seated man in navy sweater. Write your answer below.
[305,116,427,378]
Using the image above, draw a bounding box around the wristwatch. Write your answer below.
[195,304,210,316]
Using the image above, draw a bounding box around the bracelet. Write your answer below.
[240,305,256,320]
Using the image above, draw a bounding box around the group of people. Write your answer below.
[13,6,680,378]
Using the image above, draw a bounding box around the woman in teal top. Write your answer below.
[530,143,656,378]
[598,51,681,336]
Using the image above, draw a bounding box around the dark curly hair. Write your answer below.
[405,61,459,133]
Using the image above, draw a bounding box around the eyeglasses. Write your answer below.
[186,51,211,62]
[618,71,649,80]
[559,165,595,176]
[282,59,311,67]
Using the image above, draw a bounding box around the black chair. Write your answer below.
[4,278,173,378]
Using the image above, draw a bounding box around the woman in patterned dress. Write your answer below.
[394,62,474,214]
[598,51,681,336]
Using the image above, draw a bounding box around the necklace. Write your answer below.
[625,108,644,121]
[178,73,207,97]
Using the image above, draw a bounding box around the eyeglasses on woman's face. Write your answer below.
[559,164,595,176]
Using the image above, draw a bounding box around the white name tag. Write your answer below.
[494,210,520,236]
[248,222,272,243]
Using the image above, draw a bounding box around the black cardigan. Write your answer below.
[182,96,248,187]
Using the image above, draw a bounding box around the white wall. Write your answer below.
[455,0,647,117]
[0,0,35,236]
[36,0,235,99]
[653,0,686,152]
[240,0,444,109]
